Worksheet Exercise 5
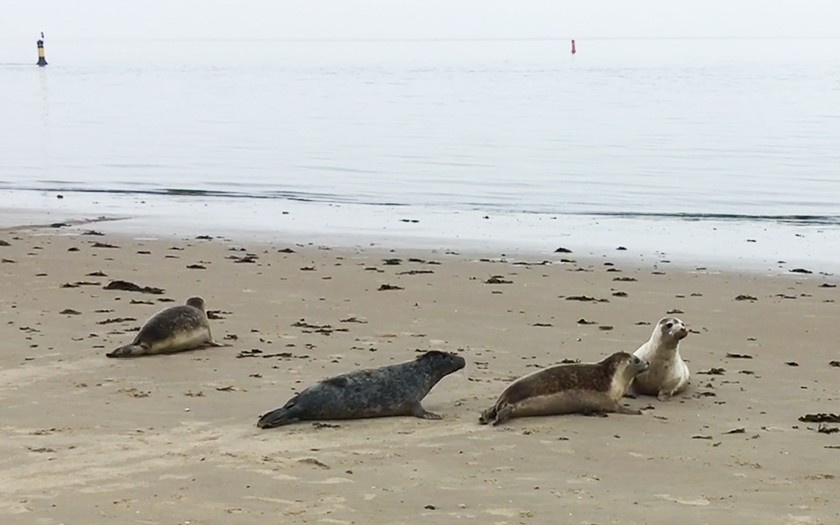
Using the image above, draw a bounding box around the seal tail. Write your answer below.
[106,343,149,358]
[257,397,303,429]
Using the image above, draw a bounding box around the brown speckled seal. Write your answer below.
[479,352,648,426]
[106,297,221,357]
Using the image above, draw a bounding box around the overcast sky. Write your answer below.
[3,1,839,40]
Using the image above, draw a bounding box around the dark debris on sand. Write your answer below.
[799,413,840,423]
[104,280,165,295]
[97,317,137,325]
[697,368,725,375]
[565,295,608,303]
[726,353,753,359]
[61,281,100,288]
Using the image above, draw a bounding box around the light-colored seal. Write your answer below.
[257,350,466,428]
[106,296,221,358]
[479,352,648,426]
[632,316,689,400]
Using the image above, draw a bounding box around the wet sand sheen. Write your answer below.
[0,224,838,525]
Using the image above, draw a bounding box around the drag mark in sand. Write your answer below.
[655,493,711,506]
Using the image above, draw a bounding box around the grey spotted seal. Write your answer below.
[106,296,221,358]
[632,316,690,400]
[479,352,648,426]
[257,350,466,428]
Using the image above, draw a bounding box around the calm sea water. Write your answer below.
[1,38,839,270]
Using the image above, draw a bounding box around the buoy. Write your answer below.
[571,39,576,55]
[37,32,47,67]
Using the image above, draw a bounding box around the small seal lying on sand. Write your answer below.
[632,316,690,400]
[106,296,221,358]
[257,350,466,428]
[479,352,648,426]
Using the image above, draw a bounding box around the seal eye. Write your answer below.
[665,322,673,329]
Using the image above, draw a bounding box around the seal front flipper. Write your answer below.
[257,396,304,429]
[409,403,442,420]
[656,390,672,402]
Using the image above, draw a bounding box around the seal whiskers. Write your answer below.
[257,350,466,428]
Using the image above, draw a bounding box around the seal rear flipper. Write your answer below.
[478,406,498,425]
[106,343,149,358]
[491,405,513,426]
[610,401,643,415]
[256,408,297,428]
[257,397,303,429]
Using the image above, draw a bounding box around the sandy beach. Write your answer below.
[1,221,838,525]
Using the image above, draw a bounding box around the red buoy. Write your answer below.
[571,39,576,55]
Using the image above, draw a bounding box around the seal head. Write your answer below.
[479,351,648,426]
[257,350,465,428]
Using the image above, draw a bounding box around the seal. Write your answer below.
[106,296,222,358]
[257,350,466,428]
[632,316,690,400]
[478,352,648,426]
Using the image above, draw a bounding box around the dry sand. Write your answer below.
[0,223,838,525]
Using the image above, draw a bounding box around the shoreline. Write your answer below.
[2,194,839,278]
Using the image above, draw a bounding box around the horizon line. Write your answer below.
[2,35,839,43]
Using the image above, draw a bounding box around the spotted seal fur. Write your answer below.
[257,350,466,428]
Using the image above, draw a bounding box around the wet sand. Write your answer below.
[1,223,838,525]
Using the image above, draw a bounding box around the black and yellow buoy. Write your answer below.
[37,32,47,67]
